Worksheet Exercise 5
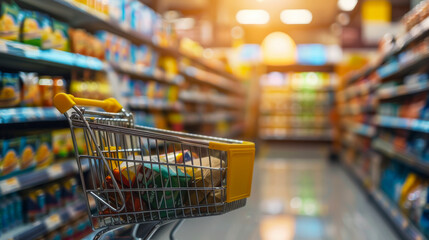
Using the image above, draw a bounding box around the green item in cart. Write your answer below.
[142,162,190,217]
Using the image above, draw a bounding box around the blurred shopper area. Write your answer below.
[1,0,429,239]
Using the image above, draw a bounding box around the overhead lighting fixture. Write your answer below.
[338,0,358,11]
[280,9,312,24]
[236,9,270,24]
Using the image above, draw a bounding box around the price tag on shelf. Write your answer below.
[44,214,61,231]
[47,164,65,179]
[0,177,20,195]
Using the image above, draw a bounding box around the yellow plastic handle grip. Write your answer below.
[209,141,255,203]
[53,93,123,114]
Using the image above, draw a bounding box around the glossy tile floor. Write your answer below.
[154,143,400,240]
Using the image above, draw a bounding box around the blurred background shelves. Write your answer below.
[373,139,429,177]
[0,159,88,196]
[374,115,429,133]
[3,199,90,240]
[0,39,105,72]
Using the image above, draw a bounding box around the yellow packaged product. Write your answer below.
[35,133,53,168]
[0,72,20,107]
[19,135,37,171]
[1,137,20,177]
[0,1,21,41]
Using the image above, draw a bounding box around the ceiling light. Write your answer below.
[280,9,312,24]
[338,0,358,11]
[236,9,270,24]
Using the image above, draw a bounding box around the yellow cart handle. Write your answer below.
[54,93,123,114]
[209,141,255,203]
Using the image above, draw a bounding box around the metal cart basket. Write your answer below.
[53,93,255,239]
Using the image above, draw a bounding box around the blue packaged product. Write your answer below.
[0,72,20,107]
[46,183,61,212]
[26,189,46,222]
[420,188,429,237]
[0,199,8,232]
[1,137,20,177]
[12,194,22,226]
[6,198,15,228]
[61,178,77,204]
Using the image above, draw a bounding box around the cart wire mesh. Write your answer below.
[66,107,246,229]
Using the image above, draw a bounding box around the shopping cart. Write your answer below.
[53,93,255,239]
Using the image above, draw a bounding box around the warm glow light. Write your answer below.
[236,9,270,24]
[262,32,296,65]
[338,0,358,11]
[280,9,312,24]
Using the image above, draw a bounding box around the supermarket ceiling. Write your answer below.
[156,0,411,45]
[157,0,339,44]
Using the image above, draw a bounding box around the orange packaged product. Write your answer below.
[53,76,66,96]
[38,76,53,106]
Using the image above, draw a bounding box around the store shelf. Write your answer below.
[180,66,244,95]
[373,139,429,176]
[339,104,376,115]
[180,52,243,82]
[128,97,184,111]
[378,53,429,83]
[0,107,68,134]
[3,200,88,240]
[381,16,429,63]
[347,123,376,137]
[260,135,333,141]
[0,107,65,124]
[183,112,236,124]
[18,0,243,83]
[344,82,376,101]
[374,115,429,133]
[18,0,156,49]
[110,63,183,85]
[266,64,335,73]
[0,159,88,196]
[343,164,427,240]
[179,91,245,109]
[346,65,378,85]
[378,82,429,100]
[0,39,105,72]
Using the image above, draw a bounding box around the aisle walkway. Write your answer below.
[156,143,399,240]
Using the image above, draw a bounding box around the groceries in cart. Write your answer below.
[98,148,226,219]
[53,93,255,230]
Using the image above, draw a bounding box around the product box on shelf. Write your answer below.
[1,137,20,177]
[19,135,37,171]
[0,0,21,42]
[25,188,47,222]
[52,129,73,159]
[35,133,53,169]
[0,72,20,108]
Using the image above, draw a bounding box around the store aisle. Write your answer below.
[156,144,399,240]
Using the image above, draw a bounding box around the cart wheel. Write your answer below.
[170,219,185,240]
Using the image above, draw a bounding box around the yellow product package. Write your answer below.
[0,1,21,41]
[1,138,20,177]
[35,133,53,168]
[20,11,42,47]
